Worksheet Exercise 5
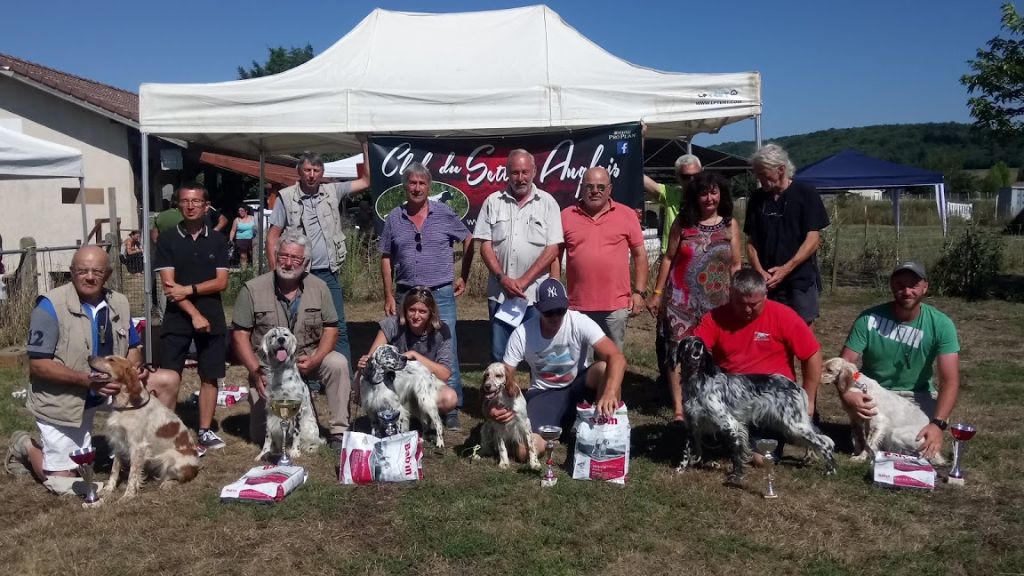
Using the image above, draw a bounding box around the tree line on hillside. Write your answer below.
[710,122,1024,172]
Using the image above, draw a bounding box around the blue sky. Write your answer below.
[1,0,1010,145]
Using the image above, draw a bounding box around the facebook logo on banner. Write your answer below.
[616,141,628,154]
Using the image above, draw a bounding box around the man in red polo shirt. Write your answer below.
[693,267,823,415]
[559,167,649,351]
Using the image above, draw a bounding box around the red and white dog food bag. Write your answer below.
[572,402,630,485]
[339,431,423,485]
[873,451,937,490]
[220,465,308,503]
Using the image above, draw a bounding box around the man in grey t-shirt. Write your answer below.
[266,148,370,366]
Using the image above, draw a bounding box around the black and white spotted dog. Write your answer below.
[360,345,445,448]
[255,327,323,462]
[672,336,836,483]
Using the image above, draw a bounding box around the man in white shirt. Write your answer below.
[473,149,564,362]
[488,278,626,457]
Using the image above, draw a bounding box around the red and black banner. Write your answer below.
[367,122,643,228]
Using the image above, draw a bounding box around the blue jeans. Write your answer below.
[396,283,463,410]
[311,268,352,369]
[488,300,538,363]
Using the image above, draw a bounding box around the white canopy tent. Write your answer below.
[323,154,362,179]
[138,5,763,359]
[0,125,87,241]
[140,5,762,154]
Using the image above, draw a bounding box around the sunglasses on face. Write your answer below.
[542,308,567,318]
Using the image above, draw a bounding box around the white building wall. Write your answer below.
[0,75,139,288]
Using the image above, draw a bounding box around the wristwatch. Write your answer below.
[632,287,649,298]
[929,418,948,431]
[191,284,198,296]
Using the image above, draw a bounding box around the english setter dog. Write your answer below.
[88,356,200,501]
[255,327,323,462]
[480,362,541,470]
[673,336,837,483]
[360,345,445,448]
[821,357,946,464]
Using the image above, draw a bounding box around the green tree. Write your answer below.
[238,44,314,79]
[961,3,1024,138]
[980,161,1014,196]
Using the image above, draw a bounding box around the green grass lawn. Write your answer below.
[0,292,1022,576]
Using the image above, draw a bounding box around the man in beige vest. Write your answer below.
[266,147,371,368]
[232,231,352,451]
[6,246,179,494]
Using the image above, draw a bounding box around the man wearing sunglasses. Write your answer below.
[491,278,626,457]
[378,162,474,430]
[745,144,829,324]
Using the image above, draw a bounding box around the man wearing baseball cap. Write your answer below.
[838,261,961,458]
[487,278,626,458]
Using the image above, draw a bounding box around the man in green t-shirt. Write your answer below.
[642,154,702,250]
[839,261,960,458]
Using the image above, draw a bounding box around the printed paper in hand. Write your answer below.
[494,297,528,327]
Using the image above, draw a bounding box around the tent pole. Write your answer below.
[936,183,947,237]
[141,133,153,364]
[257,147,266,274]
[79,177,87,244]
[754,114,763,150]
[685,137,692,155]
[893,188,901,263]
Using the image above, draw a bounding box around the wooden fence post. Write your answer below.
[16,236,38,303]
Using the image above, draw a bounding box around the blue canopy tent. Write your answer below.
[795,149,948,242]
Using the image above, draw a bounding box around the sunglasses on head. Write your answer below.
[542,308,567,318]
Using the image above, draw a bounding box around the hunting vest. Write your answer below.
[27,283,132,427]
[278,183,347,272]
[245,272,330,360]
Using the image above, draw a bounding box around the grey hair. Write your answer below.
[401,162,433,186]
[276,230,311,261]
[731,268,767,296]
[507,149,535,168]
[751,143,796,178]
[674,154,702,172]
[296,152,324,171]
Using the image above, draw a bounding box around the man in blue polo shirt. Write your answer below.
[6,246,179,493]
[378,162,474,430]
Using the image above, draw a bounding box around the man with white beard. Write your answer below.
[231,231,352,451]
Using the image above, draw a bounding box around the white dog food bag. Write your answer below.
[339,431,423,485]
[220,465,308,503]
[872,451,936,490]
[572,402,630,485]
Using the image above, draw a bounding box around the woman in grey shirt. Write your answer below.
[357,287,458,414]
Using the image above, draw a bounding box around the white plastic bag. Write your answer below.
[339,431,423,485]
[872,451,936,490]
[572,402,630,485]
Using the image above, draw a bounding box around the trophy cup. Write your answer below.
[69,446,99,505]
[754,439,779,499]
[269,398,302,467]
[537,425,562,487]
[947,422,977,486]
[378,409,401,437]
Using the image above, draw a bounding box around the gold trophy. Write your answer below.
[269,398,302,467]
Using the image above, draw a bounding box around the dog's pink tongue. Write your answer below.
[276,349,288,362]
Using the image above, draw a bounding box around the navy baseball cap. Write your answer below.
[535,278,569,313]
[891,261,927,280]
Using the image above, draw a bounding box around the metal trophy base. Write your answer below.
[947,476,966,486]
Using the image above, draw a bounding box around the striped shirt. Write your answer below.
[378,201,470,288]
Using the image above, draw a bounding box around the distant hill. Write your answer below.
[709,122,1024,171]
